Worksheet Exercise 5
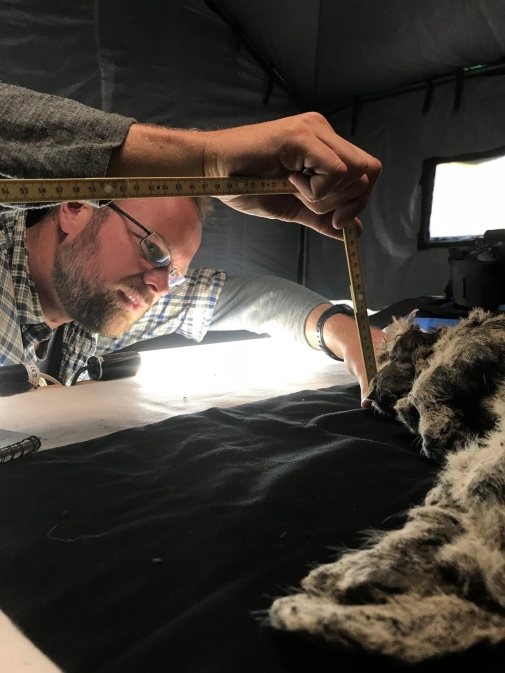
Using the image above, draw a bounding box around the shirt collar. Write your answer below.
[6,209,48,327]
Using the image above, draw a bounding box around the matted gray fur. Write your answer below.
[269,308,505,662]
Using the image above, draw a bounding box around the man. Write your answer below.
[0,82,385,673]
[1,82,384,402]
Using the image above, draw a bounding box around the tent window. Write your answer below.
[418,148,505,249]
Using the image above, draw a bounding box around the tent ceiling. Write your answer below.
[209,0,505,109]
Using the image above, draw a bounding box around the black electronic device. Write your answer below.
[86,352,141,381]
[0,352,142,394]
[0,363,39,397]
[448,229,505,310]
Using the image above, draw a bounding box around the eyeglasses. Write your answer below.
[107,202,186,289]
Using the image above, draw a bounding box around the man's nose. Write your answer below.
[142,266,170,298]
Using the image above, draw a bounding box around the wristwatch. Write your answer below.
[315,304,355,361]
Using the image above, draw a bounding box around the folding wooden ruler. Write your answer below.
[0,175,376,383]
[342,220,377,385]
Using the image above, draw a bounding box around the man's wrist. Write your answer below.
[315,304,355,361]
[305,303,356,360]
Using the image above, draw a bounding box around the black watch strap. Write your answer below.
[315,304,355,361]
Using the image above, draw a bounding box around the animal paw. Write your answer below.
[300,549,407,604]
[270,590,505,662]
[300,517,444,604]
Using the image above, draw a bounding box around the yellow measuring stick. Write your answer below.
[0,176,296,204]
[0,175,376,383]
[342,220,377,386]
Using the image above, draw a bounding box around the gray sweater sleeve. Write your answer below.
[208,275,330,345]
[0,83,135,180]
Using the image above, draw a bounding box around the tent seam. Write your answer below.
[93,0,106,111]
[313,0,321,109]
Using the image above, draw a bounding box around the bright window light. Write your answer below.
[429,154,505,241]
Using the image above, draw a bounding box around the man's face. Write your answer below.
[53,198,202,337]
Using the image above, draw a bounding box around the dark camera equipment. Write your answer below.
[447,229,505,311]
[86,351,141,381]
[71,351,141,386]
[0,352,141,395]
[0,364,38,397]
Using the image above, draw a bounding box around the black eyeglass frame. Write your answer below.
[107,202,185,287]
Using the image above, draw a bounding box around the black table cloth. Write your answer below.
[2,383,501,672]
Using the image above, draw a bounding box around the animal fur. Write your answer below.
[269,308,505,662]
[368,308,505,462]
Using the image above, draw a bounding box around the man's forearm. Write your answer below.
[107,124,205,178]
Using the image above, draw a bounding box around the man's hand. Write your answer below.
[339,324,387,407]
[306,305,387,405]
[202,112,382,239]
[110,113,381,239]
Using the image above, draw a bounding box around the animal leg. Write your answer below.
[300,504,463,604]
[270,590,505,662]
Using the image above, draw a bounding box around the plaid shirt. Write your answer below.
[0,209,226,385]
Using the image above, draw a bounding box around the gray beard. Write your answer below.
[51,212,153,336]
[52,232,135,336]
[53,256,125,335]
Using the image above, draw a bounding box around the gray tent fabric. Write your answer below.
[213,0,505,107]
[0,0,504,304]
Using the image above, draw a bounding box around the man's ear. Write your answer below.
[58,202,95,238]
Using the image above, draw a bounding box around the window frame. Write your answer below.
[418,145,505,249]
